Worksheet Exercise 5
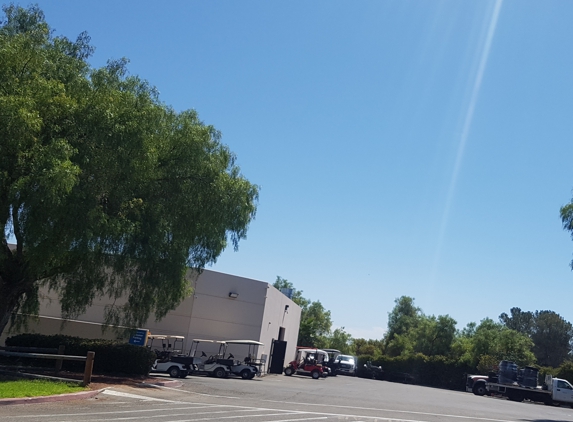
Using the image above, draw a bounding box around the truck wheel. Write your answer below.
[543,396,553,406]
[168,366,181,378]
[240,369,251,379]
[179,370,188,379]
[472,382,487,396]
[284,367,294,376]
[214,367,226,378]
[311,370,320,379]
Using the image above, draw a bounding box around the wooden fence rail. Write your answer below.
[0,345,66,372]
[0,349,95,386]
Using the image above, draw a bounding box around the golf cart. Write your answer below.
[284,348,329,379]
[188,339,260,379]
[224,340,263,379]
[148,335,193,378]
[188,339,230,378]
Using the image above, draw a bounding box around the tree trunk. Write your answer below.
[0,277,30,338]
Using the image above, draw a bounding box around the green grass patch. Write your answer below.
[0,378,87,398]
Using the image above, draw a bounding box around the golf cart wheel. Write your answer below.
[168,366,181,378]
[214,367,226,378]
[240,369,251,380]
[311,370,320,380]
[284,366,294,376]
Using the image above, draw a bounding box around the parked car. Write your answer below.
[363,361,384,380]
[334,354,357,376]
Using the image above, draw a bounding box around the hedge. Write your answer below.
[5,333,156,376]
[357,354,474,390]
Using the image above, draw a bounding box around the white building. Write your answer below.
[1,269,301,372]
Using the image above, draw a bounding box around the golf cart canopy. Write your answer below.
[148,335,185,340]
[225,340,264,346]
[298,348,326,354]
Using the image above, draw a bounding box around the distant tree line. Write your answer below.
[274,278,573,373]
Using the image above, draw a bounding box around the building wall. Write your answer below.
[259,285,302,364]
[187,270,267,349]
[1,269,301,367]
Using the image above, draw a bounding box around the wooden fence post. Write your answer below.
[55,345,65,373]
[82,351,95,386]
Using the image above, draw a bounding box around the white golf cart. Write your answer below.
[188,339,230,378]
[224,340,263,379]
[148,335,193,378]
[188,339,261,379]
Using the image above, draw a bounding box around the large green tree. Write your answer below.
[500,308,573,367]
[412,314,457,357]
[385,296,421,342]
[499,307,535,335]
[467,318,535,369]
[531,311,572,367]
[383,296,457,357]
[0,5,258,337]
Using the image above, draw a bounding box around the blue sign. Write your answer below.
[129,329,149,346]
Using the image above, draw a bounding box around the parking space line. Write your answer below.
[59,409,286,422]
[270,418,328,422]
[152,386,517,422]
[101,389,186,403]
[8,405,220,419]
[167,414,315,422]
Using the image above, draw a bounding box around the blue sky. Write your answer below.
[15,0,573,339]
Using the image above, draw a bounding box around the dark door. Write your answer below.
[268,340,287,374]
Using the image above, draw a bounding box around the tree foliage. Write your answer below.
[272,276,309,309]
[325,327,354,354]
[383,296,457,358]
[468,318,535,368]
[499,307,535,335]
[273,276,335,348]
[532,311,573,367]
[500,307,573,367]
[0,5,258,337]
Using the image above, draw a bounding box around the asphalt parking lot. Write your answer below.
[2,373,573,422]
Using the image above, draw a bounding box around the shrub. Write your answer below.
[357,353,473,390]
[5,333,156,375]
[556,361,573,384]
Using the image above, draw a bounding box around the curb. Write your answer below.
[141,380,184,388]
[0,378,184,406]
[0,388,104,406]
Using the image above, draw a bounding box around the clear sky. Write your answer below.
[13,0,573,339]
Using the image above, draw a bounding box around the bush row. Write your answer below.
[356,354,474,390]
[356,353,573,390]
[5,333,156,376]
